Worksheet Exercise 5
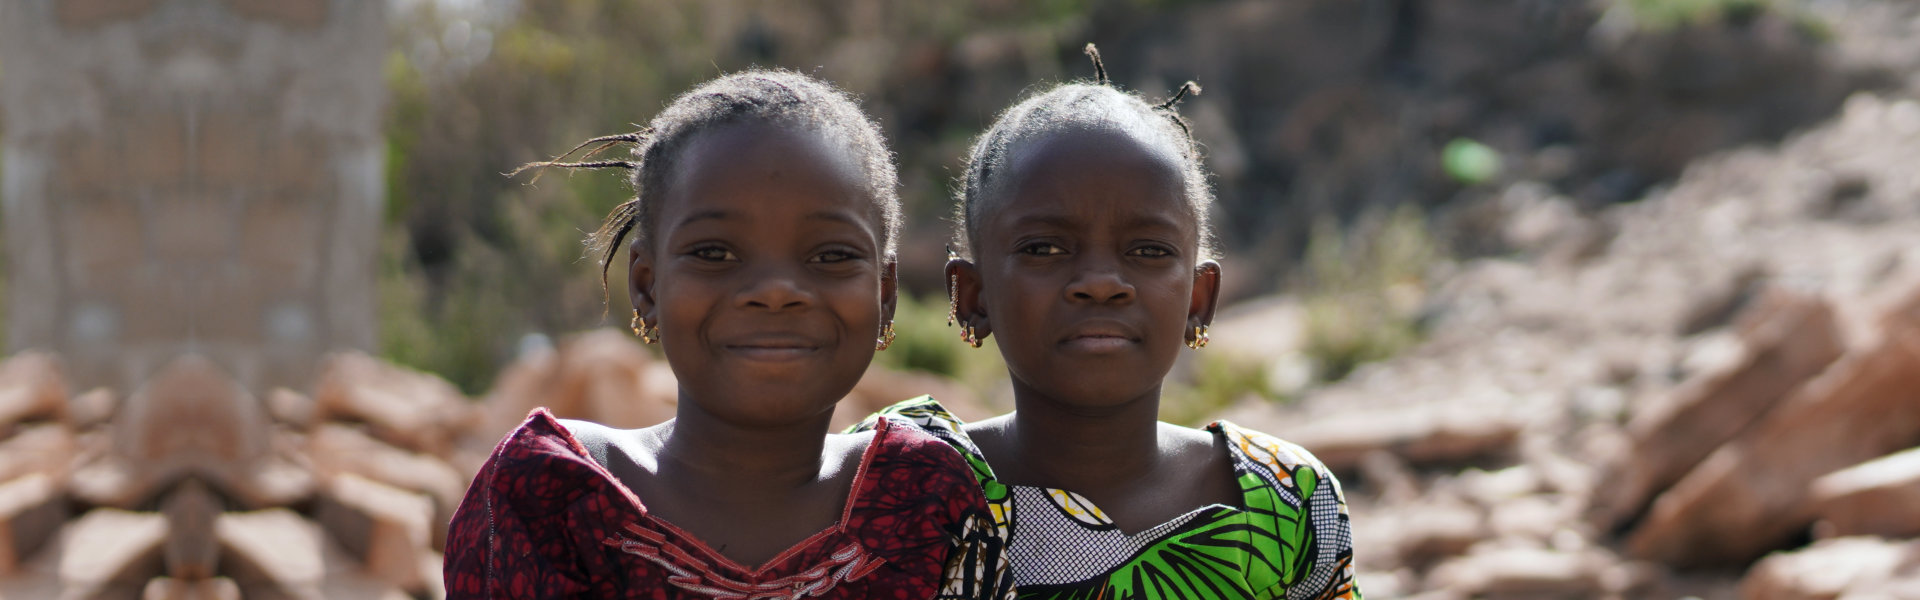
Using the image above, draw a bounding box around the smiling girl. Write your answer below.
[858,47,1360,599]
[445,71,1010,600]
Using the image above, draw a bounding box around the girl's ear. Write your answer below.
[880,260,899,326]
[947,257,992,341]
[1188,259,1222,330]
[628,237,658,325]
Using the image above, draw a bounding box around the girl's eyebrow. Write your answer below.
[804,210,867,226]
[677,209,733,227]
[1009,213,1080,230]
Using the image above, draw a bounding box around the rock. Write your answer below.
[1740,537,1920,600]
[0,353,69,429]
[1626,283,1920,568]
[313,352,475,458]
[161,481,222,581]
[1809,446,1920,539]
[110,356,272,505]
[59,509,168,598]
[67,388,117,429]
[1274,407,1521,473]
[1425,546,1614,600]
[142,577,243,600]
[0,426,75,490]
[477,330,677,443]
[1588,289,1843,532]
[217,509,324,595]
[0,474,62,576]
[265,388,316,429]
[313,473,434,593]
[1390,501,1487,570]
[218,508,410,600]
[304,424,467,549]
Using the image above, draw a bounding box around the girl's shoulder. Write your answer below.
[468,409,634,517]
[1204,419,1348,503]
[847,396,1001,485]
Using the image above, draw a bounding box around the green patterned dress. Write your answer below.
[853,397,1361,600]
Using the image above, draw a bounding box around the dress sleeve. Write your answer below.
[1299,459,1361,600]
[936,467,1015,600]
[443,420,596,599]
[1218,421,1362,600]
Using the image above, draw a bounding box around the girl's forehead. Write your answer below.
[654,121,883,234]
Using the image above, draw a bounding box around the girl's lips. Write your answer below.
[724,344,820,362]
[1061,334,1136,353]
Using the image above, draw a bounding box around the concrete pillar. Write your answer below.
[0,0,385,393]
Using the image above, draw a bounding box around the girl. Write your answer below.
[859,47,1360,599]
[446,71,1010,600]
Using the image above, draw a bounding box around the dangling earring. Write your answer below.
[631,311,659,344]
[876,322,896,351]
[946,245,960,328]
[947,273,959,327]
[960,323,983,348]
[1186,324,1210,349]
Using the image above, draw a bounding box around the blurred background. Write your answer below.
[2,0,1919,598]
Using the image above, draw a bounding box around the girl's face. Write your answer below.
[957,126,1220,411]
[630,121,896,427]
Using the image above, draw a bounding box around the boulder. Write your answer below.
[312,352,475,458]
[312,473,434,593]
[477,330,677,443]
[1625,284,1920,568]
[1809,446,1920,539]
[1740,537,1920,600]
[0,474,62,576]
[1588,289,1843,532]
[0,353,68,429]
[59,509,168,598]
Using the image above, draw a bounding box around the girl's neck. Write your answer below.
[655,394,837,492]
[1001,380,1167,492]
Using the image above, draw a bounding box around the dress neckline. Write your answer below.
[1001,421,1249,538]
[540,411,892,577]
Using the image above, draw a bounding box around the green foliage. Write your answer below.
[1299,204,1434,383]
[1441,138,1502,185]
[1617,0,1771,30]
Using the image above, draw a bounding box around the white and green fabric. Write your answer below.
[853,397,1361,600]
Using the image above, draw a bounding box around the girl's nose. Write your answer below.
[737,268,813,311]
[1065,266,1135,304]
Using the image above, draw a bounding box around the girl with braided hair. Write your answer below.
[856,46,1361,600]
[445,70,1011,600]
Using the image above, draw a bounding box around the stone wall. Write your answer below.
[0,0,385,393]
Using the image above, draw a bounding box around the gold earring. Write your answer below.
[960,323,984,348]
[947,245,962,328]
[947,274,959,327]
[630,312,643,336]
[1187,324,1210,349]
[876,322,896,351]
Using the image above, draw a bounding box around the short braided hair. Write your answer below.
[954,44,1214,260]
[513,69,902,298]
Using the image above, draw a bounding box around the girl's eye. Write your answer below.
[810,249,862,264]
[689,246,737,261]
[1019,243,1067,256]
[1129,245,1176,258]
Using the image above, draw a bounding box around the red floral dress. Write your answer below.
[444,409,1012,600]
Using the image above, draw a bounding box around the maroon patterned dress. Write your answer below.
[445,409,1012,600]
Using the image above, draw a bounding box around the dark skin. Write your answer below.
[586,121,898,568]
[950,125,1237,534]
